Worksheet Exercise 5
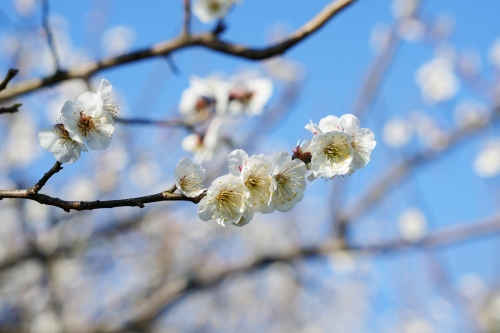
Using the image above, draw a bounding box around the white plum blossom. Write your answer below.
[62,94,115,150]
[338,114,377,170]
[415,57,459,103]
[182,116,225,163]
[179,76,229,123]
[227,149,274,213]
[398,208,427,242]
[308,131,354,179]
[174,158,206,198]
[382,117,413,148]
[268,151,307,212]
[38,124,88,164]
[305,115,340,135]
[474,140,500,178]
[192,0,235,23]
[197,174,253,227]
[227,75,273,116]
[97,79,118,123]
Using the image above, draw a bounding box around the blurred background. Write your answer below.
[0,0,500,332]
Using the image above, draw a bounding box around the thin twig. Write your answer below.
[41,0,60,70]
[0,68,18,91]
[0,103,22,114]
[116,117,196,132]
[183,0,191,36]
[27,161,62,195]
[0,0,354,102]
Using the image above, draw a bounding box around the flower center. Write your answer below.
[78,112,96,136]
[215,189,243,221]
[230,88,254,106]
[56,123,71,141]
[195,96,216,112]
[323,140,350,165]
[245,174,271,205]
[274,171,301,204]
[208,0,221,12]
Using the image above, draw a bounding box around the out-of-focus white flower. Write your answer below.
[192,0,235,23]
[198,174,252,227]
[338,114,376,170]
[262,57,304,83]
[268,151,307,212]
[398,208,427,242]
[308,131,354,179]
[305,115,340,135]
[382,117,413,148]
[30,311,63,333]
[5,113,40,167]
[403,318,434,333]
[457,274,487,300]
[227,75,273,116]
[14,0,36,17]
[182,116,225,163]
[489,39,500,69]
[454,99,490,129]
[430,14,454,41]
[415,58,459,103]
[179,76,229,123]
[397,18,425,42]
[62,94,114,150]
[391,0,418,19]
[458,48,482,76]
[474,140,500,178]
[101,26,136,56]
[228,149,274,213]
[38,124,88,164]
[174,158,206,198]
[409,111,448,150]
[369,23,391,53]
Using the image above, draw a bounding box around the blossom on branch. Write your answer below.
[198,174,252,227]
[268,151,307,212]
[339,114,377,170]
[174,158,206,197]
[38,123,88,164]
[227,75,273,116]
[179,76,228,123]
[97,79,119,123]
[308,131,354,179]
[62,94,115,150]
[192,0,236,23]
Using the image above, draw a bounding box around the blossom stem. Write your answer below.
[27,161,63,195]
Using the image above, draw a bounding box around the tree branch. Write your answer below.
[183,0,191,36]
[27,161,63,194]
[0,103,22,114]
[0,68,18,91]
[41,0,60,70]
[0,0,354,102]
[116,116,196,132]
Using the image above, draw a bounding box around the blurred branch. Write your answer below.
[99,212,500,332]
[0,0,354,102]
[338,109,500,228]
[116,116,196,132]
[41,0,61,70]
[183,0,191,36]
[0,68,18,91]
[0,103,22,114]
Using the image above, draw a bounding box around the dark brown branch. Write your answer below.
[27,161,62,195]
[0,187,203,212]
[0,0,354,102]
[0,103,22,114]
[116,116,196,132]
[183,0,191,36]
[0,68,19,91]
[41,0,60,70]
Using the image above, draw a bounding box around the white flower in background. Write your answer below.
[430,14,454,41]
[62,94,114,150]
[101,26,136,56]
[391,0,418,19]
[308,131,354,179]
[397,18,425,42]
[458,48,481,76]
[454,99,490,129]
[227,75,273,116]
[398,208,427,242]
[382,117,413,148]
[305,115,340,135]
[182,116,225,163]
[474,140,500,178]
[415,58,458,103]
[179,76,229,123]
[174,158,206,198]
[198,174,252,227]
[409,111,448,150]
[97,79,119,123]
[268,151,307,212]
[338,114,376,170]
[262,57,304,83]
[38,124,88,164]
[228,149,274,213]
[489,39,500,69]
[192,0,235,23]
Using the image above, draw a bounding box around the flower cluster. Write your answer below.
[38,80,118,163]
[300,114,377,180]
[175,113,375,227]
[192,0,238,23]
